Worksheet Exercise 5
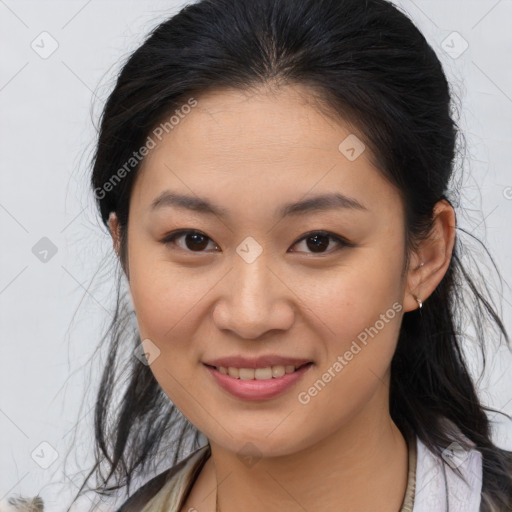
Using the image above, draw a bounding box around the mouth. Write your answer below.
[203,361,313,380]
[203,361,314,401]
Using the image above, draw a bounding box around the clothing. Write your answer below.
[117,420,487,512]
[117,430,418,512]
[2,425,485,512]
[413,432,482,512]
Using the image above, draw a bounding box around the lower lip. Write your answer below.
[204,363,313,401]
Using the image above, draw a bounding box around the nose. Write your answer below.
[212,256,295,339]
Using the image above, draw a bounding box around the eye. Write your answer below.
[289,230,351,255]
[160,229,352,255]
[160,230,219,252]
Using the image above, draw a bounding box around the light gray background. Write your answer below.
[1,1,511,510]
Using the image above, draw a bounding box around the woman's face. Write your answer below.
[118,85,417,457]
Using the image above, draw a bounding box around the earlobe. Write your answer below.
[403,258,426,312]
[403,200,456,312]
[108,212,121,256]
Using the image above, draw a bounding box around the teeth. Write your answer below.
[216,364,306,380]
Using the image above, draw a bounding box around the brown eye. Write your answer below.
[161,230,218,252]
[290,231,350,254]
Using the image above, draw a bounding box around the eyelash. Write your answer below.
[160,229,352,255]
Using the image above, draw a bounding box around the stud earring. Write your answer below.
[414,296,423,309]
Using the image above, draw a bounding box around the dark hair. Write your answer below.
[68,0,512,509]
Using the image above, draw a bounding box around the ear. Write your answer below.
[108,212,121,256]
[402,199,456,312]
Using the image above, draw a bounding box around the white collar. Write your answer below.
[413,430,483,511]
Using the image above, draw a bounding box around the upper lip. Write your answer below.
[203,355,313,369]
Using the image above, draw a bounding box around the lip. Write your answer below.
[204,362,314,401]
[203,355,312,369]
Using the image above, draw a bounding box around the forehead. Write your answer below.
[129,85,401,218]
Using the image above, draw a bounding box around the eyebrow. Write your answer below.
[149,190,368,219]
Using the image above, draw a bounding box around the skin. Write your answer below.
[108,84,456,512]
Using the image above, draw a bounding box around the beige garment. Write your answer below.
[140,432,417,512]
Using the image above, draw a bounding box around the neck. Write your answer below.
[208,393,409,512]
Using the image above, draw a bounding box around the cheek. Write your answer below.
[291,274,404,435]
[130,275,197,341]
[127,259,207,413]
[294,253,404,342]
[292,248,405,391]
[127,236,208,341]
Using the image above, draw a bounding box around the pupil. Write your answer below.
[186,233,208,251]
[307,234,328,252]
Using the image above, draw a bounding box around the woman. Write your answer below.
[64,0,512,510]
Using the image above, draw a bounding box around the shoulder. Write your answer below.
[115,444,211,512]
[0,497,45,512]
